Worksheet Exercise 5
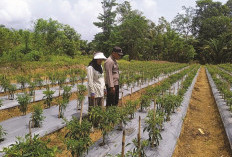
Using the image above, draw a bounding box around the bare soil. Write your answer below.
[173,67,232,157]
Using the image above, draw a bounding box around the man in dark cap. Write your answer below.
[104,46,123,106]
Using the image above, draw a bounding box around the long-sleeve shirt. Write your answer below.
[104,55,119,87]
[87,66,105,97]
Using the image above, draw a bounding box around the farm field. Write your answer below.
[1,60,231,157]
[1,0,232,156]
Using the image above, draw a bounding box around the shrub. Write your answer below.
[43,87,55,108]
[17,93,31,115]
[0,125,7,142]
[7,84,17,100]
[2,134,58,156]
[24,50,43,61]
[76,85,87,110]
[30,104,45,128]
[65,117,92,157]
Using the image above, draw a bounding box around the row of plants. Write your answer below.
[0,68,87,97]
[107,65,199,156]
[207,65,232,111]
[0,62,190,156]
[0,63,189,157]
[218,63,232,74]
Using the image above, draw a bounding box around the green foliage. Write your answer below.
[24,50,43,61]
[28,81,36,97]
[43,87,55,108]
[17,93,31,115]
[76,84,87,109]
[57,85,72,118]
[0,75,10,93]
[144,110,163,147]
[7,84,17,100]
[124,100,138,119]
[0,125,7,142]
[65,117,92,157]
[89,106,119,145]
[79,69,87,85]
[2,134,58,157]
[31,104,45,128]
[0,99,2,107]
[139,94,151,111]
[16,75,29,90]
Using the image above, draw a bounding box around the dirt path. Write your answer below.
[173,67,231,157]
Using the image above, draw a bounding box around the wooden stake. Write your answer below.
[152,99,156,147]
[79,100,84,124]
[121,91,124,106]
[138,116,141,157]
[29,120,32,143]
[130,88,133,100]
[121,130,126,157]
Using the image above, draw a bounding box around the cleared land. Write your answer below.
[173,68,231,157]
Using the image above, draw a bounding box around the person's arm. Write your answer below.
[87,66,95,99]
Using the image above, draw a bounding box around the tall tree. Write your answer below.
[93,0,117,56]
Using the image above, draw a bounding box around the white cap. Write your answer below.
[93,52,107,60]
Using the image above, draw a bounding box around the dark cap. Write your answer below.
[113,46,123,56]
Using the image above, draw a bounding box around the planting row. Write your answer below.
[206,66,232,150]
[86,64,200,157]
[0,64,189,154]
[0,63,187,112]
[0,64,197,156]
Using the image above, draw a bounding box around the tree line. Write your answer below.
[0,0,232,64]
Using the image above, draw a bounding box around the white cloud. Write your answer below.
[0,0,31,28]
[0,0,229,41]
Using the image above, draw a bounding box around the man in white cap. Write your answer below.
[87,52,107,111]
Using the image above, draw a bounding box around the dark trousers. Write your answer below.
[106,85,119,106]
[88,97,104,111]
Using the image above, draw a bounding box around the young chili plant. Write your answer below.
[43,86,55,108]
[7,84,17,100]
[124,100,138,119]
[0,125,7,142]
[79,69,87,85]
[0,75,10,94]
[65,117,92,157]
[2,134,58,156]
[144,110,163,147]
[30,104,45,128]
[76,84,87,110]
[17,93,31,115]
[16,75,29,91]
[139,94,151,112]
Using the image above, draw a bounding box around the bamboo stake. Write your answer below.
[79,100,84,124]
[121,130,126,157]
[138,116,141,157]
[130,88,133,100]
[152,99,156,147]
[29,120,32,143]
[121,91,124,106]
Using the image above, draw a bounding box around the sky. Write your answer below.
[0,0,228,41]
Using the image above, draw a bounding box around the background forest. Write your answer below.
[1,0,232,64]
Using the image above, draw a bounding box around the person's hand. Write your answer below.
[104,89,107,95]
[110,87,115,94]
[91,93,95,99]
